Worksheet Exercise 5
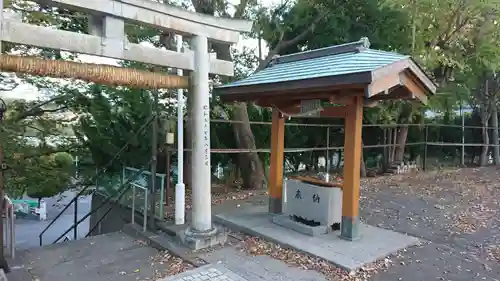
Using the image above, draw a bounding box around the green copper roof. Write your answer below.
[216,38,408,89]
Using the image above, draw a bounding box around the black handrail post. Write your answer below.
[73,196,78,240]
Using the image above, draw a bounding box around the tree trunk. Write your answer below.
[335,151,342,169]
[480,123,489,166]
[212,42,266,189]
[480,77,492,166]
[187,0,266,190]
[389,127,397,163]
[360,142,366,177]
[232,103,266,189]
[480,105,490,166]
[491,101,500,164]
[394,126,409,163]
[382,128,389,172]
[190,0,324,189]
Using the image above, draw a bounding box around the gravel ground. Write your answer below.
[360,167,500,281]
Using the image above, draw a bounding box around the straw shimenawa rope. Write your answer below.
[0,54,189,89]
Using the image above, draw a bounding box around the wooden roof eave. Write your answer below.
[216,58,436,105]
[215,71,372,102]
[368,86,419,101]
[366,73,429,105]
[371,58,437,95]
[366,59,436,105]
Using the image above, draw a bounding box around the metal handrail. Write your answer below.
[54,162,152,244]
[123,167,166,220]
[130,182,149,232]
[38,115,155,246]
[85,179,149,238]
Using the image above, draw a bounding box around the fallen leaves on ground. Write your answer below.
[237,234,405,281]
[142,251,194,281]
[486,246,500,263]
[452,204,497,234]
[362,167,500,235]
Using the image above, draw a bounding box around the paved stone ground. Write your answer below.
[200,247,328,281]
[162,247,328,281]
[161,264,249,281]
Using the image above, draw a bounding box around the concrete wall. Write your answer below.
[89,193,132,236]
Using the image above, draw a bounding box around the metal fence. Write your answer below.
[165,119,500,186]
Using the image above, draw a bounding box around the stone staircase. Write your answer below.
[7,231,170,281]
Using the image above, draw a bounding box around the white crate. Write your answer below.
[285,179,342,227]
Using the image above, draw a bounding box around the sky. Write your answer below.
[0,0,280,101]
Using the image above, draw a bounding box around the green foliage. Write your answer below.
[2,0,500,191]
[54,152,74,166]
[71,85,164,173]
[4,142,74,200]
[24,153,73,200]
[259,0,412,54]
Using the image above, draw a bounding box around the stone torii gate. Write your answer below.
[0,0,251,246]
[216,38,437,240]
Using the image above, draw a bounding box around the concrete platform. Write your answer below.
[214,205,419,271]
[272,214,332,236]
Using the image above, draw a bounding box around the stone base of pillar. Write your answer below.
[340,216,361,241]
[180,225,228,250]
[268,197,282,214]
[272,214,331,236]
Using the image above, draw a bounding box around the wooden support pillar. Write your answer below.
[340,95,363,240]
[269,108,285,214]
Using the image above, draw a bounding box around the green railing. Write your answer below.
[83,163,152,240]
[121,166,166,220]
[38,115,155,246]
[130,182,149,232]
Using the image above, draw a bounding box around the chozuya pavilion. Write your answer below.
[214,38,436,241]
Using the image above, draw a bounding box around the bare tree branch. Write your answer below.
[233,0,251,19]
[256,11,327,71]
[15,95,68,121]
[19,144,80,160]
